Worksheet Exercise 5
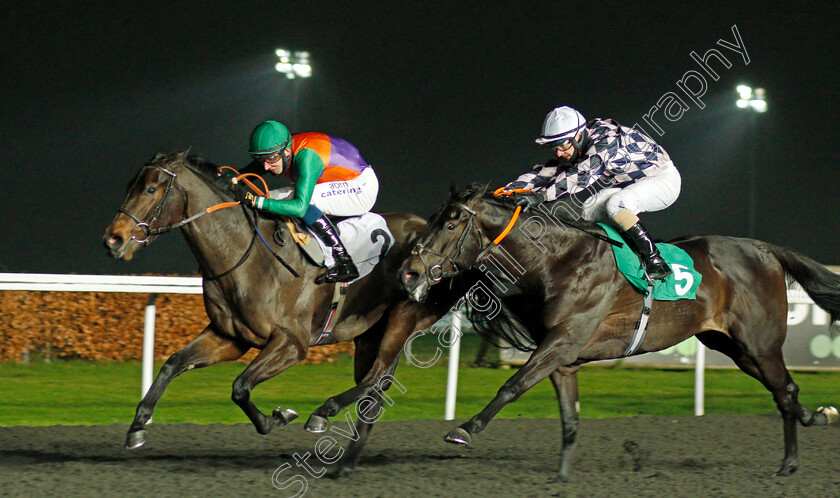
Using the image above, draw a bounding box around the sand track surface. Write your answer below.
[1,415,838,496]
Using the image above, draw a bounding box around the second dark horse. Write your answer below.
[400,184,840,481]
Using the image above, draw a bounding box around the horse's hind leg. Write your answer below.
[702,327,838,476]
[752,350,838,475]
[306,301,431,434]
[126,325,248,449]
[231,330,306,435]
[330,362,399,478]
[548,365,580,482]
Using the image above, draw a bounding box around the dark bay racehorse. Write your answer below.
[400,184,840,480]
[103,151,450,473]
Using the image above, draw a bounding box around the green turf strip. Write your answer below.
[1,335,837,426]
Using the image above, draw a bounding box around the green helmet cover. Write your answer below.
[247,120,292,155]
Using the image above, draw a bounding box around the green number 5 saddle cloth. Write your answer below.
[597,223,702,300]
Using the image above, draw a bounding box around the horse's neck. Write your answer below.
[485,203,595,270]
[178,172,296,278]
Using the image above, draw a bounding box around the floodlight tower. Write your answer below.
[735,85,767,239]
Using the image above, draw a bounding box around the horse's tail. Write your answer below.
[769,244,840,333]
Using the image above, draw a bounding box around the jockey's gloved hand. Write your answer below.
[233,186,258,207]
[513,192,546,211]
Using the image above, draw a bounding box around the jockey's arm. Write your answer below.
[252,149,324,218]
[506,162,570,202]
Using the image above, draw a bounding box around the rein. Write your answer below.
[119,160,299,279]
[412,190,623,283]
[491,187,622,248]
[119,164,242,242]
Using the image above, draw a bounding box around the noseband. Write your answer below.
[411,203,490,283]
[118,164,180,244]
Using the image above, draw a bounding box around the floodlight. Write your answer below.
[274,48,313,79]
[735,85,767,113]
[292,63,312,78]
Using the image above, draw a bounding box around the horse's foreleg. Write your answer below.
[231,330,306,435]
[548,365,580,482]
[446,340,576,446]
[126,326,248,449]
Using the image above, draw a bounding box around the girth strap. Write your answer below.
[312,281,349,346]
[624,283,654,356]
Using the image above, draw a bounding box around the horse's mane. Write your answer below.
[443,182,593,229]
[148,151,238,199]
[437,182,604,352]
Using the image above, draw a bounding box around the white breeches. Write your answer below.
[580,162,681,223]
[270,167,379,217]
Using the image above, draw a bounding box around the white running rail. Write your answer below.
[0,273,203,399]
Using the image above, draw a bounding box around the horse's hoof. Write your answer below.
[775,457,799,477]
[273,407,299,425]
[775,464,798,477]
[444,427,472,446]
[327,464,354,480]
[304,414,329,433]
[125,430,146,450]
[817,406,839,424]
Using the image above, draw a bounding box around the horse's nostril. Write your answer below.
[404,271,419,281]
[105,234,123,249]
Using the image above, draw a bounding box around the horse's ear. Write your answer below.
[449,183,460,198]
[151,152,167,163]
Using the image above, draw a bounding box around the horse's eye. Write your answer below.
[447,223,456,231]
[146,186,157,194]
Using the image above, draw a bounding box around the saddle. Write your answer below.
[280,212,394,282]
[597,223,702,300]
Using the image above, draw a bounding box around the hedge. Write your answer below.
[0,290,353,364]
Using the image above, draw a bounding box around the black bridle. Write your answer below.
[410,197,624,285]
[411,202,491,283]
[117,160,298,279]
[118,164,182,244]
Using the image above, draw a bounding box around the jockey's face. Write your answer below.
[553,133,581,162]
[263,149,291,175]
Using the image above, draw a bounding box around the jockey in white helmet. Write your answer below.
[505,106,681,281]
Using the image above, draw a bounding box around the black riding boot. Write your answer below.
[309,216,359,284]
[621,222,672,282]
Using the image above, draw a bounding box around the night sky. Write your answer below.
[1,2,837,275]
